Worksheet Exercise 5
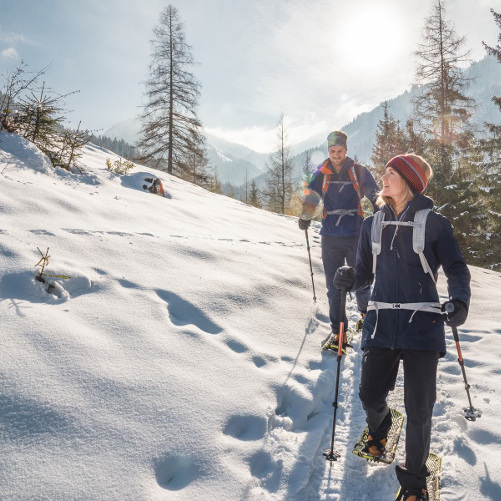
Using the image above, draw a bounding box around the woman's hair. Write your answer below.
[376,154,433,209]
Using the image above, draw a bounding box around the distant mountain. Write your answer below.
[206,142,265,186]
[327,55,501,165]
[104,118,268,186]
[105,56,501,187]
[244,55,501,189]
[104,117,140,145]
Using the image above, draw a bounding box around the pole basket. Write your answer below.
[323,449,341,462]
[464,407,482,421]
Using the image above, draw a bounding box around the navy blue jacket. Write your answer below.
[307,157,378,237]
[354,194,471,356]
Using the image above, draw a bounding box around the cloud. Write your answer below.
[1,47,19,59]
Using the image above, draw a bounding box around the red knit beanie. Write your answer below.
[386,155,428,193]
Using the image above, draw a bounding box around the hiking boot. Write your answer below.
[363,434,387,457]
[322,332,351,354]
[333,331,348,345]
[356,313,365,332]
[395,487,429,501]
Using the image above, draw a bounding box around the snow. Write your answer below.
[1,131,500,500]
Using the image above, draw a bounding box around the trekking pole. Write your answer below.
[444,303,482,421]
[304,229,317,303]
[323,285,348,461]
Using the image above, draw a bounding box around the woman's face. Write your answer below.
[381,166,407,200]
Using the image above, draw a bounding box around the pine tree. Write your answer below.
[412,0,475,223]
[371,102,408,180]
[249,180,261,208]
[137,5,208,180]
[57,121,91,171]
[302,150,315,183]
[405,118,427,156]
[477,8,501,270]
[17,82,71,148]
[263,113,296,214]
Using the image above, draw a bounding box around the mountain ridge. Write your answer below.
[105,55,501,185]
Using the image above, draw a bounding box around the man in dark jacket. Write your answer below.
[299,130,378,340]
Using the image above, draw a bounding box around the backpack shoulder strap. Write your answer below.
[371,208,436,282]
[371,210,385,274]
[412,208,436,283]
[412,208,431,253]
[320,160,331,219]
[348,163,364,216]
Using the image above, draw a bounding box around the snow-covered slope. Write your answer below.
[0,132,500,500]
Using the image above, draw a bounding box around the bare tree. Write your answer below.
[137,5,208,181]
[1,62,52,133]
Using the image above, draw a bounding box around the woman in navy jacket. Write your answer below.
[334,154,471,501]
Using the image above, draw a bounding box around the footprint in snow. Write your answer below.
[223,414,266,441]
[156,289,222,335]
[225,338,248,354]
[248,450,282,493]
[118,278,138,289]
[29,229,56,236]
[154,453,201,491]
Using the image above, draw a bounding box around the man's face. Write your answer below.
[328,146,347,169]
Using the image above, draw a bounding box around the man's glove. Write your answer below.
[333,266,355,292]
[442,300,468,327]
[298,217,311,230]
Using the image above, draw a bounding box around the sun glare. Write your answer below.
[334,6,404,72]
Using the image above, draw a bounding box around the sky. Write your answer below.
[0,0,499,152]
[1,131,501,499]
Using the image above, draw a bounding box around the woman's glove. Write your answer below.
[442,300,468,327]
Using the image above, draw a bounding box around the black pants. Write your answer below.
[359,347,439,489]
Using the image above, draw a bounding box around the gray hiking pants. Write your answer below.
[359,347,439,488]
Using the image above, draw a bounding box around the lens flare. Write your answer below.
[289,187,322,219]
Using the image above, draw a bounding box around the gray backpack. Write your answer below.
[371,209,436,283]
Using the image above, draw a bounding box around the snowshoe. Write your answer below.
[353,408,404,464]
[395,487,429,501]
[395,453,441,501]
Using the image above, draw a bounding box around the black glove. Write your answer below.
[442,300,468,327]
[298,217,311,230]
[333,266,355,292]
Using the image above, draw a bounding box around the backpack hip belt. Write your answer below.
[324,208,358,226]
[367,301,442,339]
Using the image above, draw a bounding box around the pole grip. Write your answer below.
[445,302,455,314]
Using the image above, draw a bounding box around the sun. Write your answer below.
[334,6,405,72]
